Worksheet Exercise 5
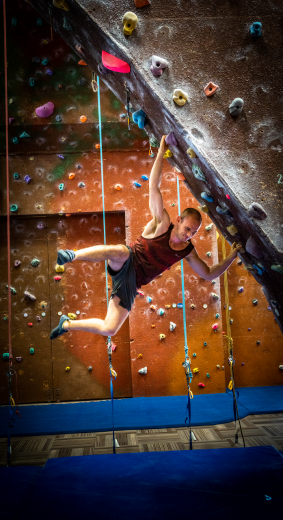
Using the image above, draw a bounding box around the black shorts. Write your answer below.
[107,246,138,312]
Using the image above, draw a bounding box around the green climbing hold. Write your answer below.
[192,164,207,182]
[2,353,9,360]
[59,183,64,191]
[149,137,160,148]
[12,137,18,144]
[6,285,17,294]
[193,353,196,357]
[11,204,18,212]
[20,132,30,138]
[31,258,40,267]
[271,265,283,274]
[63,18,73,30]
[13,173,19,179]
[30,348,35,354]
[30,78,35,87]
[207,373,210,377]
[215,313,220,318]
[37,18,42,26]
[204,342,207,346]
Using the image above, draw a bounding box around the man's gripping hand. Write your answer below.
[158,135,167,156]
[230,242,243,258]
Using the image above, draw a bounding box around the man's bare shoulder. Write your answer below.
[142,209,171,239]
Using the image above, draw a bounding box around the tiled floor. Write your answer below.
[1,413,283,466]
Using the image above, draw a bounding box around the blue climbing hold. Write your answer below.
[46,69,53,76]
[13,173,19,179]
[37,18,42,26]
[12,18,17,26]
[30,78,35,87]
[41,58,49,66]
[20,132,30,138]
[250,22,262,37]
[132,109,147,129]
[177,303,183,309]
[13,137,19,144]
[59,183,64,191]
[147,296,152,303]
[56,115,62,122]
[141,175,149,181]
[253,263,265,275]
[134,182,142,188]
[2,353,9,360]
[201,191,214,203]
[193,353,196,357]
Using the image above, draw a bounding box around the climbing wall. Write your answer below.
[0,0,282,405]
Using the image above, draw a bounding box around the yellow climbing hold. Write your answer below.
[187,148,196,158]
[193,368,199,373]
[122,12,138,36]
[228,380,233,390]
[138,354,143,359]
[53,0,70,11]
[172,88,189,106]
[163,150,173,159]
[65,366,70,371]
[227,225,238,236]
[199,205,209,214]
[55,264,65,273]
[68,313,77,320]
[159,334,166,340]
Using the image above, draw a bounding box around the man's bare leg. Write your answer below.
[63,295,129,336]
[58,244,129,272]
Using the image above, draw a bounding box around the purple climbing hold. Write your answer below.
[57,154,65,159]
[150,55,169,77]
[165,132,177,147]
[14,260,21,267]
[98,62,110,75]
[16,357,22,362]
[36,316,41,322]
[9,117,15,124]
[35,101,54,118]
[46,69,53,76]
[246,236,262,258]
[24,290,36,301]
[248,202,267,220]
[24,175,32,183]
[37,222,45,229]
[238,287,244,293]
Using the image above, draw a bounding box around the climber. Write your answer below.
[50,136,242,340]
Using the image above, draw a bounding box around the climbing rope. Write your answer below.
[176,177,194,450]
[222,235,245,447]
[97,75,116,454]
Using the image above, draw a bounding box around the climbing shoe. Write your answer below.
[50,315,69,340]
[57,249,75,265]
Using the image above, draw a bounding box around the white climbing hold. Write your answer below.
[170,322,176,331]
[138,367,147,374]
[205,224,213,231]
[211,293,220,300]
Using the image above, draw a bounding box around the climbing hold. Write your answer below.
[46,69,53,76]
[30,348,34,354]
[163,150,173,158]
[139,367,147,374]
[201,191,213,203]
[216,365,220,369]
[279,365,283,370]
[150,305,156,311]
[20,132,30,138]
[3,353,9,360]
[63,17,72,30]
[134,182,142,188]
[134,0,150,6]
[206,373,210,378]
[271,265,283,274]
[165,304,171,309]
[132,109,147,129]
[95,144,100,149]
[149,137,160,148]
[6,285,16,294]
[12,137,18,144]
[229,98,244,117]
[227,225,238,236]
[68,173,76,180]
[192,164,206,182]
[248,202,267,220]
[211,280,216,285]
[173,167,185,181]
[170,322,176,331]
[14,260,21,267]
[177,303,183,309]
[16,357,22,362]
[55,264,64,273]
[250,22,262,37]
[198,383,205,388]
[9,118,15,124]
[193,368,199,373]
[226,194,231,200]
[24,291,36,301]
[215,313,220,318]
[78,60,87,66]
[204,342,207,346]
[150,55,168,77]
[253,299,258,305]
[67,313,77,320]
[160,334,166,340]
[41,58,49,66]
[13,173,19,179]
[80,115,87,123]
[35,102,54,118]
[137,290,144,297]
[24,313,28,318]
[203,304,208,309]
[102,50,130,73]
[141,175,149,181]
[230,318,233,324]
[65,366,70,371]
[206,252,212,257]
[212,323,219,331]
[256,340,260,345]
[158,308,165,316]
[205,224,214,231]
[122,12,138,36]
[98,62,110,75]
[147,296,152,303]
[28,323,33,327]
[246,237,262,258]
[165,132,177,147]
[115,184,121,190]
[88,366,92,372]
[30,78,35,87]
[31,258,40,267]
[24,175,32,183]
[172,303,177,308]
[204,82,219,97]
[172,89,188,106]
[138,354,143,359]
[54,276,61,281]
[186,148,196,159]
[238,287,244,293]
[216,203,232,216]
[78,182,85,188]
[191,304,195,309]
[37,17,42,26]
[151,324,155,328]
[211,293,219,300]
[36,316,41,322]
[12,17,17,26]
[59,183,64,191]
[53,0,70,10]
[76,310,80,315]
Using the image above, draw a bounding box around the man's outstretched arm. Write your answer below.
[186,242,242,281]
[149,136,167,223]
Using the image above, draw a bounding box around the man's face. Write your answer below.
[176,216,200,242]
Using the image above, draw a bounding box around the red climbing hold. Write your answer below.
[54,276,61,281]
[226,194,231,199]
[198,383,205,388]
[102,51,130,73]
[78,60,87,66]
[28,323,33,327]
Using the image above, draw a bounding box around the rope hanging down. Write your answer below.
[221,235,245,447]
[97,75,117,454]
[176,177,194,450]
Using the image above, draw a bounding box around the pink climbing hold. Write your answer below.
[102,51,130,73]
[226,194,231,200]
[35,101,54,118]
[212,323,219,331]
[198,383,205,388]
[54,276,61,281]
[111,344,117,352]
[137,290,144,297]
[9,118,15,124]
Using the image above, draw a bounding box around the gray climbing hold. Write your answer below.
[211,293,220,300]
[24,291,36,301]
[246,237,262,259]
[271,265,283,274]
[63,17,72,30]
[149,137,159,148]
[229,98,244,117]
[248,202,267,220]
[169,322,176,331]
[216,203,232,216]
[192,164,206,182]
[31,258,40,267]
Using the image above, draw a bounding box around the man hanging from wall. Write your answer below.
[50,136,242,340]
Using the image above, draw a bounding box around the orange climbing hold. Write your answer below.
[69,173,75,179]
[80,115,87,123]
[78,60,87,66]
[115,184,122,190]
[95,144,100,149]
[204,82,219,97]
